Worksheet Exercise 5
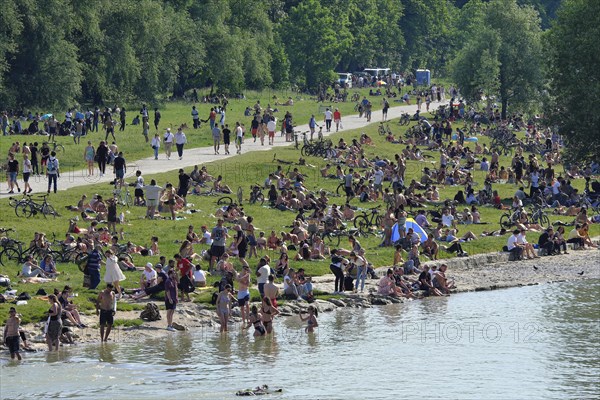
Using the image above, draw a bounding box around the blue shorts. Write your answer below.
[115,169,125,179]
[8,171,17,182]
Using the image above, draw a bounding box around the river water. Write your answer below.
[1,280,599,400]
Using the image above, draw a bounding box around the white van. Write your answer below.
[363,68,390,78]
[337,73,353,88]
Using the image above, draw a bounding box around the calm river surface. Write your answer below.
[1,280,599,400]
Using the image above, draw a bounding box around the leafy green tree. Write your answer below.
[8,0,82,109]
[546,0,600,161]
[0,0,22,105]
[450,0,544,118]
[282,0,343,89]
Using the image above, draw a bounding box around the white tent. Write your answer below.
[391,217,428,243]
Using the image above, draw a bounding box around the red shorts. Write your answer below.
[251,128,258,135]
[270,298,278,308]
[268,131,275,138]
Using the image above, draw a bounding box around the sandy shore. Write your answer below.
[7,247,599,350]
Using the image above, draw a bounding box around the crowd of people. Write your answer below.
[2,86,599,359]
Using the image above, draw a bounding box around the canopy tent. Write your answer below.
[391,218,428,243]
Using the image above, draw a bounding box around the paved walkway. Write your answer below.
[1,101,428,195]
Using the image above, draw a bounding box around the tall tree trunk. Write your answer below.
[501,98,508,120]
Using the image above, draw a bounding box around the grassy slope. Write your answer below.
[1,92,598,324]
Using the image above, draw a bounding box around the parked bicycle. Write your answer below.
[12,194,59,219]
[353,206,383,236]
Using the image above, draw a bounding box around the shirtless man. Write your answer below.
[263,274,279,308]
[4,307,22,360]
[381,207,397,247]
[96,283,116,342]
[236,266,251,325]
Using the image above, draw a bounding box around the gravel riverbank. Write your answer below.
[8,247,599,350]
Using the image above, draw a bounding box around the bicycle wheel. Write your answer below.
[0,248,21,266]
[354,216,370,235]
[539,214,550,228]
[322,232,341,247]
[123,191,132,207]
[499,214,512,229]
[48,250,65,263]
[336,183,345,196]
[237,187,243,204]
[256,193,265,206]
[54,144,65,155]
[375,215,383,229]
[301,145,311,157]
[217,196,233,206]
[41,204,58,219]
[117,252,133,264]
[15,202,35,218]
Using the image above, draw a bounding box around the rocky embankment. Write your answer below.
[8,248,599,349]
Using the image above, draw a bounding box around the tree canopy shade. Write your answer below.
[545,0,600,162]
[450,0,544,119]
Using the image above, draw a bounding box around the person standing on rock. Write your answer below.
[165,269,178,331]
[163,128,174,160]
[175,127,187,160]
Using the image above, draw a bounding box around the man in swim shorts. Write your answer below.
[96,283,115,342]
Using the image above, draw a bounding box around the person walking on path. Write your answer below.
[324,108,333,132]
[6,152,20,194]
[22,154,32,194]
[333,108,342,132]
[142,119,149,143]
[212,124,221,155]
[96,141,108,177]
[308,114,317,140]
[84,141,95,176]
[235,122,243,154]
[96,283,115,342]
[151,133,161,160]
[382,98,390,121]
[46,151,59,194]
[175,127,187,160]
[163,128,174,160]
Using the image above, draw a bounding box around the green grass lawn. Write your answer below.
[1,95,598,325]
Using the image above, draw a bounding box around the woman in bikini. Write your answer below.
[244,305,266,337]
[261,297,279,334]
[216,284,236,333]
[299,306,319,333]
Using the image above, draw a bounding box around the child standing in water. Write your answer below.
[299,306,318,333]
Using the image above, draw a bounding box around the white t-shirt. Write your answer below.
[442,214,454,227]
[143,269,157,282]
[530,172,539,187]
[257,265,270,284]
[236,126,243,138]
[516,233,528,245]
[373,170,384,185]
[23,159,32,174]
[193,269,206,282]
[552,181,561,194]
[203,231,213,245]
[324,110,333,120]
[144,185,163,200]
[507,235,519,250]
[191,109,199,120]
[267,120,276,132]
[164,132,174,143]
[135,176,145,189]
[283,274,293,290]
